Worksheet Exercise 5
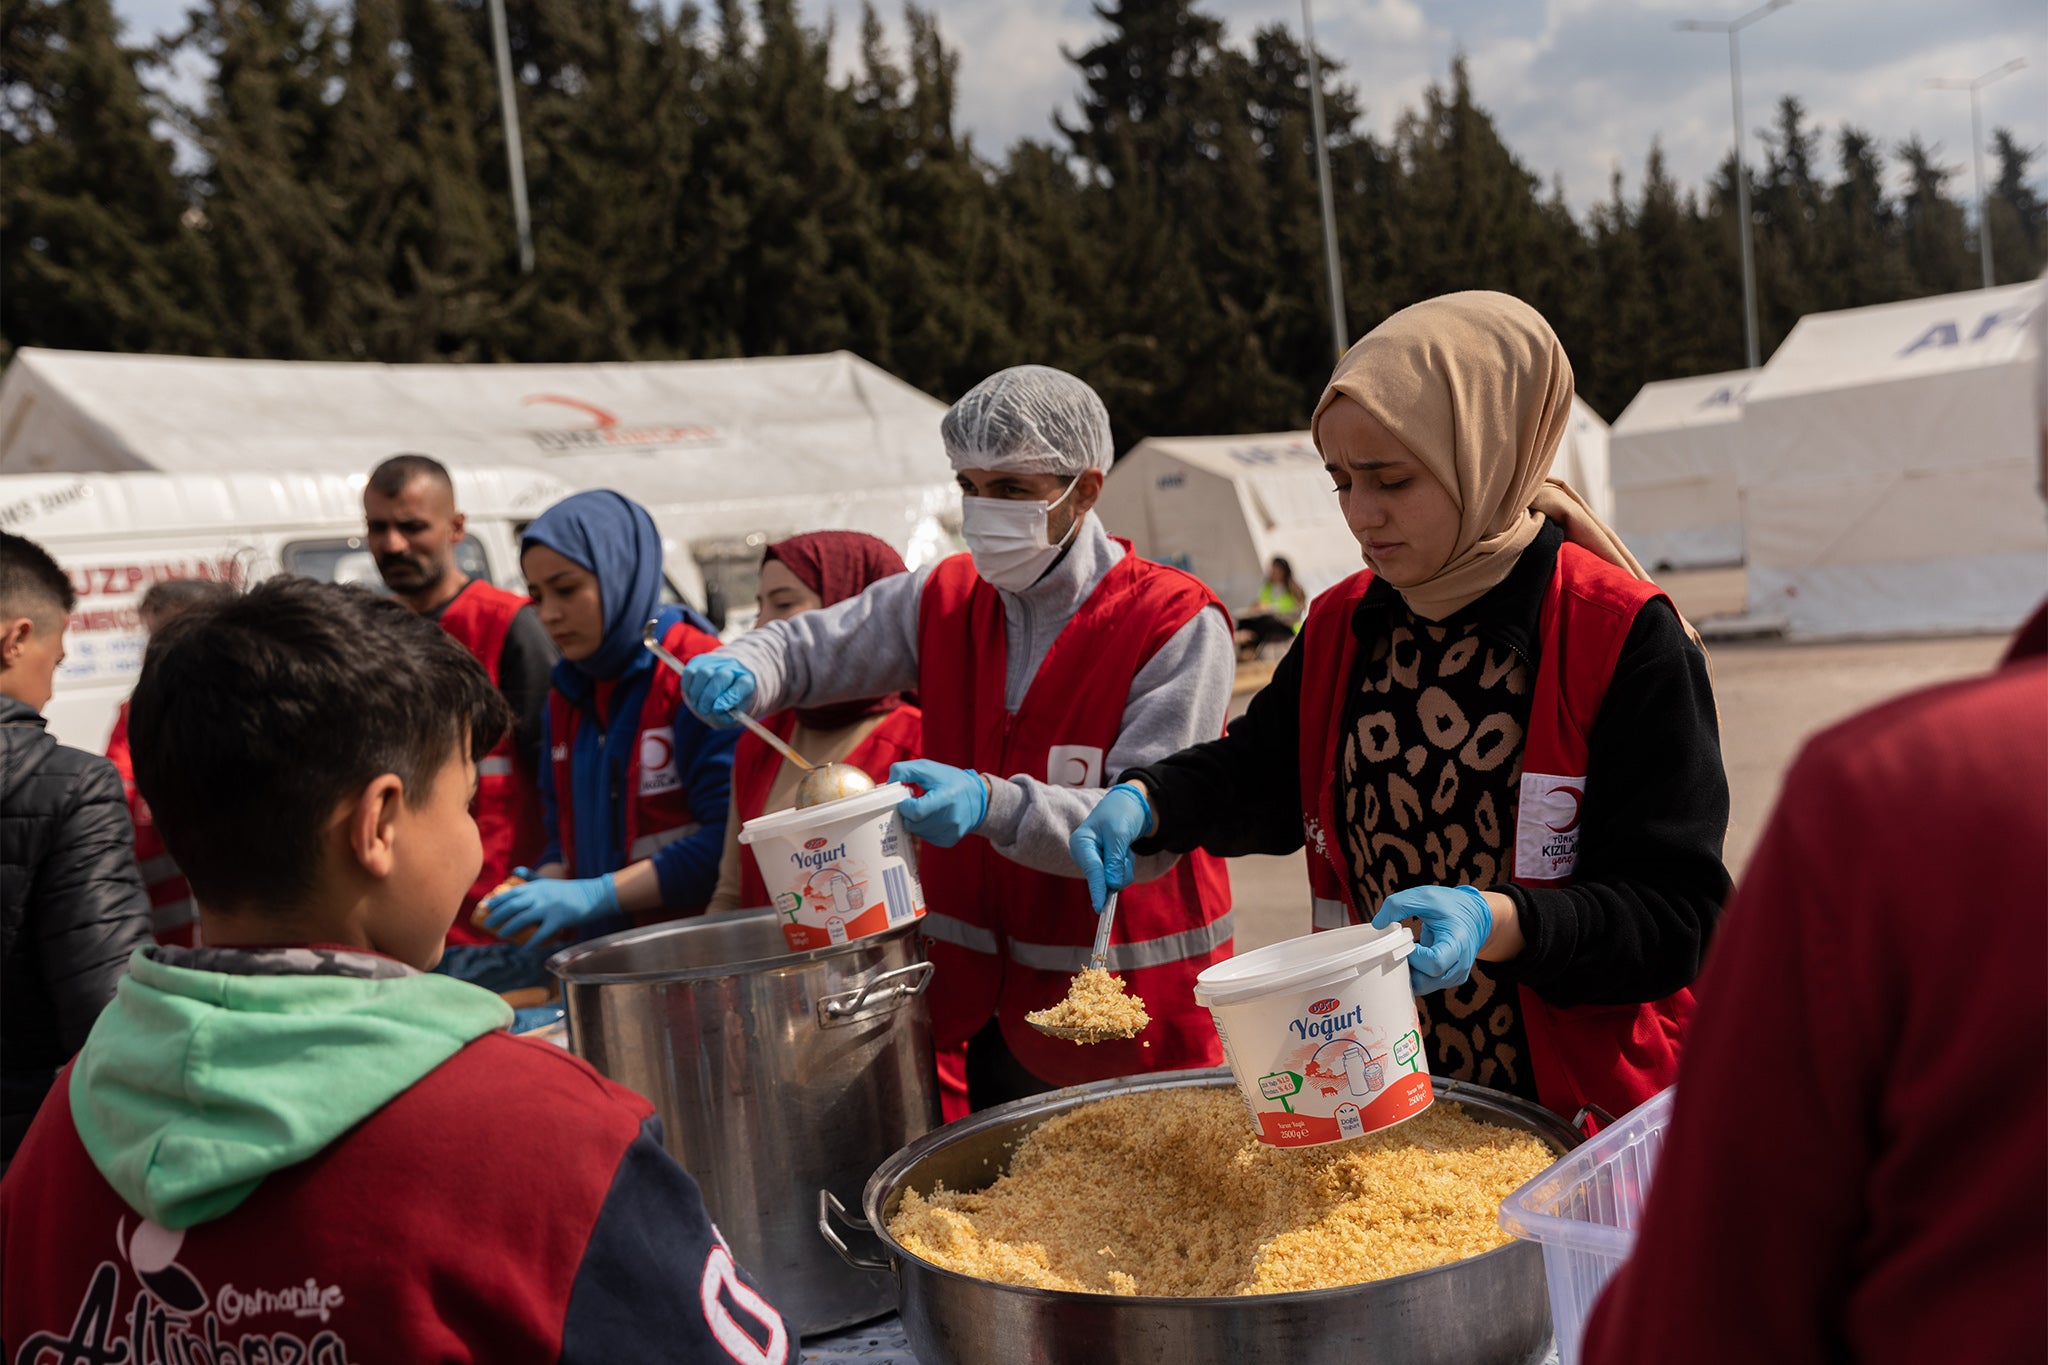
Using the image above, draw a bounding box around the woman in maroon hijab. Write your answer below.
[707,532,923,914]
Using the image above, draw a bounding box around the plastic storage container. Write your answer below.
[1496,1086,1675,1365]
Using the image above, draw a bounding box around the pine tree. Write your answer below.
[1895,135,1974,294]
[1753,96,1826,342]
[0,0,213,356]
[1986,129,2046,285]
[180,0,350,358]
[1824,126,1911,306]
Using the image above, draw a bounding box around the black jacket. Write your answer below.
[1,696,153,1158]
[1128,521,1732,1010]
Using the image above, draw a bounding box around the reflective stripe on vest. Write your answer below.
[627,823,700,861]
[139,855,179,884]
[918,911,999,956]
[151,897,197,933]
[477,756,515,778]
[1312,896,1349,931]
[1006,910,1236,974]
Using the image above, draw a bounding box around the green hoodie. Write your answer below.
[70,948,512,1230]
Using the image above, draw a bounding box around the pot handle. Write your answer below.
[1571,1103,1619,1137]
[818,1189,890,1272]
[817,960,936,1027]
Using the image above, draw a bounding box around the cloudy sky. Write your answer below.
[113,0,2046,214]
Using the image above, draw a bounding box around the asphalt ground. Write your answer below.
[1222,568,2011,955]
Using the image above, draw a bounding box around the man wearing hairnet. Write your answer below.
[683,365,1236,1112]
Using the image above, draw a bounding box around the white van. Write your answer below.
[0,466,705,750]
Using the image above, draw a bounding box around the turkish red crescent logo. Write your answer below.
[639,731,674,771]
[805,837,829,850]
[524,393,619,428]
[1308,997,1340,1016]
[1544,785,1583,833]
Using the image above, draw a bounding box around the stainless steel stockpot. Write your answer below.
[821,1068,1578,1364]
[553,909,939,1337]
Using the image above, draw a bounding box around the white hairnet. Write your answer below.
[941,365,1114,476]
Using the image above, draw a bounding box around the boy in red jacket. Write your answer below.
[1,578,788,1365]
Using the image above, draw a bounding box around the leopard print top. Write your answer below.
[1339,602,1539,1101]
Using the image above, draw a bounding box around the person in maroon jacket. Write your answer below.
[1,577,788,1365]
[1582,304,2048,1363]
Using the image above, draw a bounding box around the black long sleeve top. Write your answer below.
[1127,522,1733,1009]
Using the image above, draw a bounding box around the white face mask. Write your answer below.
[961,477,1082,592]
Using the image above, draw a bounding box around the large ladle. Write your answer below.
[1030,891,1146,1043]
[642,618,877,809]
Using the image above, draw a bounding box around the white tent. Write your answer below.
[0,349,962,604]
[1609,369,1754,569]
[1737,282,2045,637]
[1562,396,1614,524]
[1099,401,1612,614]
[1097,432,1355,615]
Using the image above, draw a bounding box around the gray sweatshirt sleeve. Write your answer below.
[712,568,929,714]
[977,604,1235,879]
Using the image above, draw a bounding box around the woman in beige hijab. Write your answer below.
[1074,292,1731,1124]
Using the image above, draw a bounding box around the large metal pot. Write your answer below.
[552,909,939,1337]
[820,1068,1578,1364]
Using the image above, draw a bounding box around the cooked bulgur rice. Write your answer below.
[1025,969,1150,1040]
[887,1088,1552,1297]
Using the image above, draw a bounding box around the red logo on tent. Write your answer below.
[1308,998,1340,1016]
[805,837,829,850]
[524,393,619,428]
[1544,786,1583,833]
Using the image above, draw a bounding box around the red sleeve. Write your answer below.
[105,701,136,796]
[1584,669,2048,1365]
[1580,750,1867,1365]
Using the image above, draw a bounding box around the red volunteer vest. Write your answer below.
[546,619,721,920]
[437,581,548,945]
[915,548,1234,1087]
[732,706,924,909]
[1295,543,1695,1124]
[105,703,197,948]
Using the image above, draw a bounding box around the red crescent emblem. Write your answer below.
[523,393,620,428]
[1544,785,1583,833]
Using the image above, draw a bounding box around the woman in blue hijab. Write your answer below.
[481,490,736,948]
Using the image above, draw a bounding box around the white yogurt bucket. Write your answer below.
[737,782,926,953]
[1194,922,1430,1148]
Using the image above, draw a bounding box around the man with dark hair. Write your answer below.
[0,530,152,1164]
[364,453,555,942]
[104,577,241,946]
[2,578,790,1363]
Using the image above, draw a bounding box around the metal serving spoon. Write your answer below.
[642,618,877,809]
[1030,891,1147,1043]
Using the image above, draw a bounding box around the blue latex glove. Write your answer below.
[890,760,988,847]
[680,655,757,728]
[1371,884,1494,996]
[482,867,620,948]
[1069,782,1153,912]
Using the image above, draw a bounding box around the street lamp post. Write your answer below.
[486,0,535,275]
[1302,0,1349,360]
[1927,59,2027,292]
[1678,0,1790,371]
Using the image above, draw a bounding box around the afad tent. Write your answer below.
[1098,401,1612,615]
[1608,369,1755,570]
[1736,282,2044,637]
[0,349,960,616]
